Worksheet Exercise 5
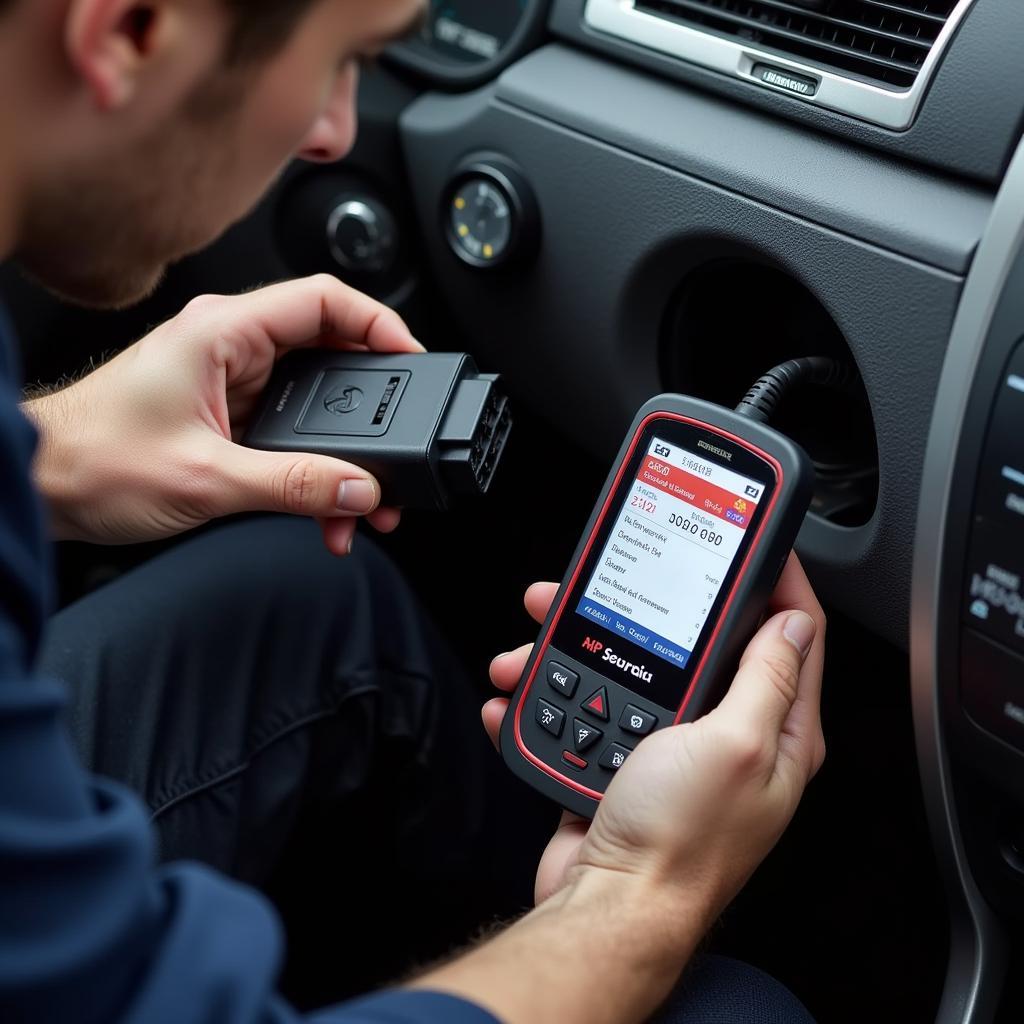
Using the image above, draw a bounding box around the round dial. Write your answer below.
[443,157,539,270]
[449,178,513,265]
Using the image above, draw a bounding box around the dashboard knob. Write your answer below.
[326,198,398,274]
[444,156,539,269]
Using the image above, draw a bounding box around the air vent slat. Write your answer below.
[645,0,928,68]
[633,0,961,89]
[859,0,950,24]
[754,0,935,49]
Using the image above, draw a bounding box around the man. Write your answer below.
[0,1,828,1022]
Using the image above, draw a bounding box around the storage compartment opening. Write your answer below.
[662,261,878,528]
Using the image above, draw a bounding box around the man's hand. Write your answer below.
[407,557,824,1024]
[25,276,422,555]
[484,553,826,912]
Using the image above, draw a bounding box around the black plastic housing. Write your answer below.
[243,351,511,510]
[500,393,814,817]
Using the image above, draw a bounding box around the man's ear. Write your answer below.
[64,0,165,110]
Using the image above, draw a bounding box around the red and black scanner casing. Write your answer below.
[500,394,814,818]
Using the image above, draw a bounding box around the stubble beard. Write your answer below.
[14,70,253,311]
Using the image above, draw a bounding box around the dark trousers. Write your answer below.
[41,517,552,1005]
[657,957,816,1024]
[40,516,814,1021]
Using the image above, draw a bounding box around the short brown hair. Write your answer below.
[0,0,320,61]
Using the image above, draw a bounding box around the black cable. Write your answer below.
[734,356,863,424]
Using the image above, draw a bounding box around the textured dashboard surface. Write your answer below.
[498,46,992,274]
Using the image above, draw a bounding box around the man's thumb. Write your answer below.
[214,442,381,519]
[717,610,816,737]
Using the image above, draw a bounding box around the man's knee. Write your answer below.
[655,956,816,1024]
[39,517,441,795]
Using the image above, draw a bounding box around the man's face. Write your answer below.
[14,0,424,308]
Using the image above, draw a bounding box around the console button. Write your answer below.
[573,718,604,754]
[444,157,539,270]
[326,198,398,274]
[962,629,1024,752]
[535,699,565,739]
[752,63,819,97]
[619,705,658,736]
[547,661,579,698]
[581,686,610,721]
[599,743,633,771]
[562,751,588,771]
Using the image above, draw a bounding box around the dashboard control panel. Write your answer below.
[912,135,1024,1017]
[961,340,1024,752]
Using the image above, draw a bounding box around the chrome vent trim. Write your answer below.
[583,0,978,129]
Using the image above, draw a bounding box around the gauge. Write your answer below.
[386,0,548,88]
[421,0,530,65]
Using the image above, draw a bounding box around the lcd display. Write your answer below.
[577,436,766,667]
[549,423,777,713]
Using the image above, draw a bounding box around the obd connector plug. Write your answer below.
[243,351,512,510]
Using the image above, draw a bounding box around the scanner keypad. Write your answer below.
[525,649,669,796]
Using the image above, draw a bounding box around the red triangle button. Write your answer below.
[581,687,609,721]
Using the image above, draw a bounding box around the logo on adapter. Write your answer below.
[324,385,364,416]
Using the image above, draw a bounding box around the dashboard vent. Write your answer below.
[634,0,959,89]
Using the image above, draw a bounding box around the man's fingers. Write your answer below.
[714,609,816,753]
[211,441,382,521]
[490,644,533,691]
[766,555,826,632]
[482,698,509,751]
[765,556,827,678]
[485,644,532,747]
[315,509,400,557]
[366,506,402,534]
[319,517,358,557]
[764,555,826,776]
[524,582,559,625]
[210,275,423,360]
